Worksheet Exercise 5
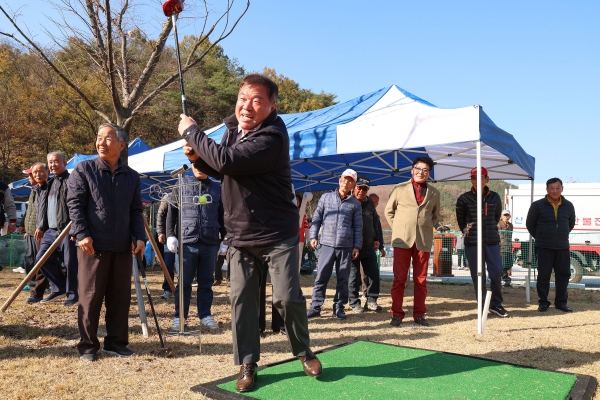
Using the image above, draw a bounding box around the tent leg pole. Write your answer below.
[476,141,483,334]
[526,179,534,303]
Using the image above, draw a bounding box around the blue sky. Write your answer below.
[5,1,600,182]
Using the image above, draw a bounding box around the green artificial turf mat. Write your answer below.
[214,341,578,399]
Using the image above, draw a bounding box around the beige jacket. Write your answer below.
[385,180,440,252]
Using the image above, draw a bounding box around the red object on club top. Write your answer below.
[162,0,183,17]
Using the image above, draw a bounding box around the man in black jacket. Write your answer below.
[68,123,146,361]
[34,151,78,306]
[348,176,382,313]
[456,167,509,318]
[526,178,575,312]
[178,74,321,392]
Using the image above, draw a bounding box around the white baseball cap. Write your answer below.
[341,169,357,182]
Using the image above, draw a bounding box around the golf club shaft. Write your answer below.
[171,14,188,116]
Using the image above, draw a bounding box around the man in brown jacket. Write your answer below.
[385,156,440,327]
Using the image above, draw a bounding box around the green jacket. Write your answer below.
[22,189,38,235]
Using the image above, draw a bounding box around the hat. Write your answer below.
[470,166,488,176]
[356,176,370,189]
[23,165,33,175]
[502,209,511,216]
[341,168,357,182]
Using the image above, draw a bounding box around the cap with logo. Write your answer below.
[502,209,511,216]
[470,166,488,176]
[341,168,357,182]
[356,176,370,189]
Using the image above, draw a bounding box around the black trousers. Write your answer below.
[536,248,570,307]
[348,247,380,307]
[21,234,38,274]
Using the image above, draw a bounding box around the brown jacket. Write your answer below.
[385,180,440,252]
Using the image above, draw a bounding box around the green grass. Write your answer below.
[217,341,576,399]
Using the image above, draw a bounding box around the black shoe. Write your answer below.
[0,264,3,271]
[63,299,78,307]
[102,342,135,357]
[40,291,66,303]
[307,309,321,318]
[538,304,549,312]
[80,353,97,362]
[333,308,347,320]
[414,316,430,326]
[556,305,573,313]
[490,305,510,317]
[390,316,402,327]
[26,294,43,304]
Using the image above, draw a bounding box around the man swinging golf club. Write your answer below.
[178,74,322,392]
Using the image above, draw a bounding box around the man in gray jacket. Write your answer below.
[307,169,363,320]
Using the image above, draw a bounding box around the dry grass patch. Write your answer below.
[0,268,599,399]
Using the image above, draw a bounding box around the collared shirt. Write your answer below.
[548,196,562,220]
[235,123,263,143]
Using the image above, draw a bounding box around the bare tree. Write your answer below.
[0,0,249,162]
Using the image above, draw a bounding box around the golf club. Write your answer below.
[135,249,173,357]
[163,0,195,155]
[162,0,187,116]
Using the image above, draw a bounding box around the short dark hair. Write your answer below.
[241,74,278,103]
[546,177,563,187]
[412,156,434,170]
[368,193,379,200]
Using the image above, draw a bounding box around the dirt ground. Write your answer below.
[0,268,598,399]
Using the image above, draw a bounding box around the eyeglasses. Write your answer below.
[356,186,369,192]
[413,167,430,175]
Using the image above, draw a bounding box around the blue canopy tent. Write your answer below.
[157,85,537,330]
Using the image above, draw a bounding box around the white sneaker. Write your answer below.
[171,317,181,331]
[12,267,26,273]
[200,316,219,330]
[160,291,173,300]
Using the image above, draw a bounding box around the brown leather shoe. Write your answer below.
[299,352,322,377]
[236,363,257,392]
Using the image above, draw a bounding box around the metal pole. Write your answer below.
[132,256,149,338]
[178,173,185,333]
[476,141,483,334]
[526,179,534,303]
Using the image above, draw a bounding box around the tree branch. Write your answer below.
[0,5,112,123]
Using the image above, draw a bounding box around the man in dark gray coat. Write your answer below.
[526,177,575,312]
[67,123,145,362]
[178,74,321,392]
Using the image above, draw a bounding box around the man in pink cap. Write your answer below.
[456,166,509,317]
[307,168,363,320]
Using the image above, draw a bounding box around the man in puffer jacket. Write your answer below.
[526,177,575,313]
[307,169,363,320]
[456,167,509,318]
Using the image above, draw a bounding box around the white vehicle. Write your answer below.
[507,183,600,283]
[14,201,27,225]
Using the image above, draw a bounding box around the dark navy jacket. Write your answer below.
[67,157,146,252]
[37,170,71,232]
[456,186,502,246]
[165,177,224,246]
[526,195,575,250]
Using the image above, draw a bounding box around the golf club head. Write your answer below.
[162,0,183,17]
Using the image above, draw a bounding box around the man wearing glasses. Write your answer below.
[456,167,509,318]
[385,157,440,327]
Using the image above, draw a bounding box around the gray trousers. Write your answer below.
[228,235,311,365]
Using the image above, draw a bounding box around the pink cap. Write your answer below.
[341,168,357,182]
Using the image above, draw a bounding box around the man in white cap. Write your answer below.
[307,168,363,320]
